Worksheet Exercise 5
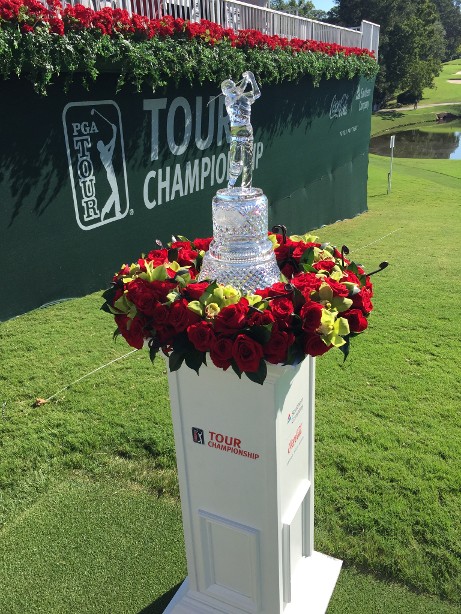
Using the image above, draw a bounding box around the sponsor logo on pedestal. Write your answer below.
[190,427,260,460]
[62,100,130,230]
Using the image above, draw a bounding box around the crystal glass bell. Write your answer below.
[198,187,280,293]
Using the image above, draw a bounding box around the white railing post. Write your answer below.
[361,20,380,58]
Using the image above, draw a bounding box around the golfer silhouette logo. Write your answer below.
[92,108,121,222]
[62,100,130,230]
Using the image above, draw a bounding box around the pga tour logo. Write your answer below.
[192,427,205,444]
[62,101,130,230]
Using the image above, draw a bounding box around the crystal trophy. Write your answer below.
[198,71,280,294]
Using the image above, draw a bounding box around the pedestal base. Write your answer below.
[164,552,342,614]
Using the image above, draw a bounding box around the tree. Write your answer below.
[432,0,461,59]
[331,0,446,104]
[269,0,327,20]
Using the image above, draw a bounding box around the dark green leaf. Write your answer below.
[149,342,159,363]
[102,285,118,303]
[231,360,242,379]
[286,340,305,366]
[185,349,205,374]
[301,264,317,273]
[199,281,219,305]
[245,360,267,385]
[339,336,351,362]
[300,246,315,266]
[291,285,306,311]
[246,324,272,344]
[168,247,179,262]
[173,332,193,353]
[347,261,360,276]
[100,302,114,314]
[169,350,185,372]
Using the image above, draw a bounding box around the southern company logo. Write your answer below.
[62,100,130,230]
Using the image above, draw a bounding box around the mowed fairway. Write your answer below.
[0,149,460,612]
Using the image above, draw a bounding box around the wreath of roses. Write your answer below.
[102,231,383,384]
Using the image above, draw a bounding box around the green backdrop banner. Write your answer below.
[0,74,375,321]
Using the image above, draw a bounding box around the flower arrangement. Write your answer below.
[0,0,378,94]
[101,230,385,384]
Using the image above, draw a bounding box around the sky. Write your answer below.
[314,0,335,11]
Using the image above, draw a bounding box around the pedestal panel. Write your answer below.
[164,357,341,613]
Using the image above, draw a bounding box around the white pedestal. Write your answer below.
[164,357,341,614]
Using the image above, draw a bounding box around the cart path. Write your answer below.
[378,101,460,112]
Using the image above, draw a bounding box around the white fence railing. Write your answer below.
[58,0,380,57]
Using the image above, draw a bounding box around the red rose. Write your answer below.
[210,336,234,370]
[325,278,349,297]
[177,248,199,267]
[269,297,293,322]
[247,309,275,327]
[182,281,209,300]
[292,241,317,261]
[214,299,249,335]
[255,282,292,299]
[352,288,373,314]
[303,333,331,357]
[146,248,168,262]
[126,278,176,313]
[291,273,322,296]
[264,329,294,364]
[115,314,145,350]
[272,234,297,249]
[254,287,272,299]
[232,334,264,373]
[364,276,374,297]
[113,264,130,281]
[169,298,201,332]
[156,324,176,347]
[299,301,323,333]
[343,309,368,333]
[170,240,192,250]
[274,243,293,263]
[151,301,170,326]
[313,260,336,272]
[187,321,215,352]
[193,237,213,251]
[280,261,298,279]
[341,270,361,286]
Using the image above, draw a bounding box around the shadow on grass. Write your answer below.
[138,582,183,614]
[375,111,406,120]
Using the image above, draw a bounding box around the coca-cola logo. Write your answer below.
[329,94,349,119]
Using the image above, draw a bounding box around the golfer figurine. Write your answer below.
[222,71,261,189]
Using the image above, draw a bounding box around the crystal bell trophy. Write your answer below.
[198,71,280,292]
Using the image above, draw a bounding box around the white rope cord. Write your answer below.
[353,228,401,252]
[43,348,139,403]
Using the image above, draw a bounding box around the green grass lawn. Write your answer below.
[420,59,461,105]
[1,124,461,611]
[373,60,461,137]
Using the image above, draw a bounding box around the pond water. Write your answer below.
[370,123,461,159]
